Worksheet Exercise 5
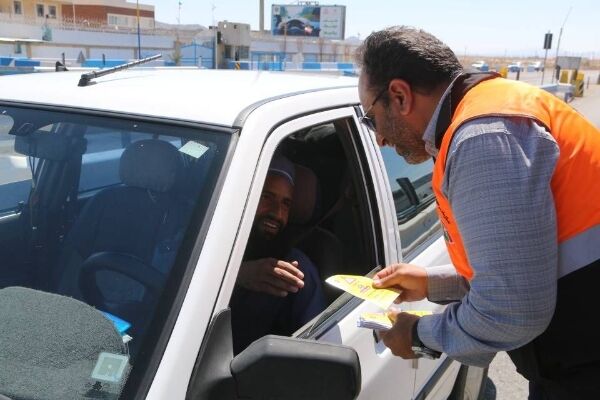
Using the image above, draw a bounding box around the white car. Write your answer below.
[529,61,543,72]
[0,67,486,400]
[507,62,522,73]
[471,60,489,72]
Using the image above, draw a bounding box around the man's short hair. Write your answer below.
[355,26,463,96]
[268,155,295,186]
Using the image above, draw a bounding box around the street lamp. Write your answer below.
[552,6,573,83]
[212,3,218,69]
[136,0,141,59]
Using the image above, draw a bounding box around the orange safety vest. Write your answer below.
[432,77,600,280]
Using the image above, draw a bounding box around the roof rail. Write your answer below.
[78,54,162,87]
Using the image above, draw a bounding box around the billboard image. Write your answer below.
[271,4,345,40]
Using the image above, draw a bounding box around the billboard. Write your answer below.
[271,4,346,40]
[556,56,581,70]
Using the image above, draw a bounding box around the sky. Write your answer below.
[142,0,599,57]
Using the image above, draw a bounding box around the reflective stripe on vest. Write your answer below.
[432,77,600,280]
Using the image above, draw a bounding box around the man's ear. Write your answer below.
[388,79,413,115]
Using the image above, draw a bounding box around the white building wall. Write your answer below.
[0,22,42,40]
[30,46,86,59]
[0,22,174,48]
[1,20,175,59]
[89,47,133,59]
[51,29,173,48]
[0,44,16,57]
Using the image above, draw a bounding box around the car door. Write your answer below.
[371,139,461,399]
[213,105,417,400]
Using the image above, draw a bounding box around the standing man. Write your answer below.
[230,155,325,354]
[356,26,600,399]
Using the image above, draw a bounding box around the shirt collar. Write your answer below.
[422,71,500,157]
[422,74,461,158]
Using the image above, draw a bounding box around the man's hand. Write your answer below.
[379,311,420,359]
[237,258,304,297]
[372,263,428,302]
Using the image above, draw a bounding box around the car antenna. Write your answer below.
[78,54,162,87]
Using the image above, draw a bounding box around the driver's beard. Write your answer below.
[243,226,288,261]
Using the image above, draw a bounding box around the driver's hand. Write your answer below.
[237,258,304,297]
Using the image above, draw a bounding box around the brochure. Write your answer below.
[325,274,433,330]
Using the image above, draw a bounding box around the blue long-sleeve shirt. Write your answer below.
[417,78,560,367]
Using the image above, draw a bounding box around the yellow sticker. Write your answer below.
[325,275,401,309]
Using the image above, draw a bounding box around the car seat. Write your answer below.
[51,139,186,342]
[287,164,344,304]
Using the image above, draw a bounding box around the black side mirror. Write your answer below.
[232,335,361,400]
[187,309,361,400]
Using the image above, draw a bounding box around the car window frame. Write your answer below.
[220,106,388,345]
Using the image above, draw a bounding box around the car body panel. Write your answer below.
[0,69,356,126]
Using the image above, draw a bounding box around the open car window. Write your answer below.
[229,116,384,352]
[0,104,231,400]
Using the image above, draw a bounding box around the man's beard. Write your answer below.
[244,221,288,260]
[384,110,431,165]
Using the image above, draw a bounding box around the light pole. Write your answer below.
[72,0,76,26]
[552,6,573,83]
[283,23,287,67]
[212,3,218,69]
[136,0,141,59]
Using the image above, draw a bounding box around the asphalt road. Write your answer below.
[483,73,600,400]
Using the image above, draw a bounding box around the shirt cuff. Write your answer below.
[426,264,469,303]
[415,314,440,351]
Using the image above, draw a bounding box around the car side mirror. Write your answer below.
[232,335,361,400]
[187,309,361,400]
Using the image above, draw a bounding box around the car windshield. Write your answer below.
[0,104,231,400]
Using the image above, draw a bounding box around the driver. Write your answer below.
[229,155,326,354]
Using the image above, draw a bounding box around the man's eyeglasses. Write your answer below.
[359,87,387,132]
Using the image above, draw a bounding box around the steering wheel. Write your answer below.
[79,252,166,336]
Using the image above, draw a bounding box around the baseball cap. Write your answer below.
[268,154,295,186]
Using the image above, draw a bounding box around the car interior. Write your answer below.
[0,106,230,399]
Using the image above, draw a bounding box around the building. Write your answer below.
[0,0,154,29]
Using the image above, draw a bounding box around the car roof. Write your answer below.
[0,69,358,126]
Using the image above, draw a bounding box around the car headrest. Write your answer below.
[289,164,319,225]
[120,140,182,193]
